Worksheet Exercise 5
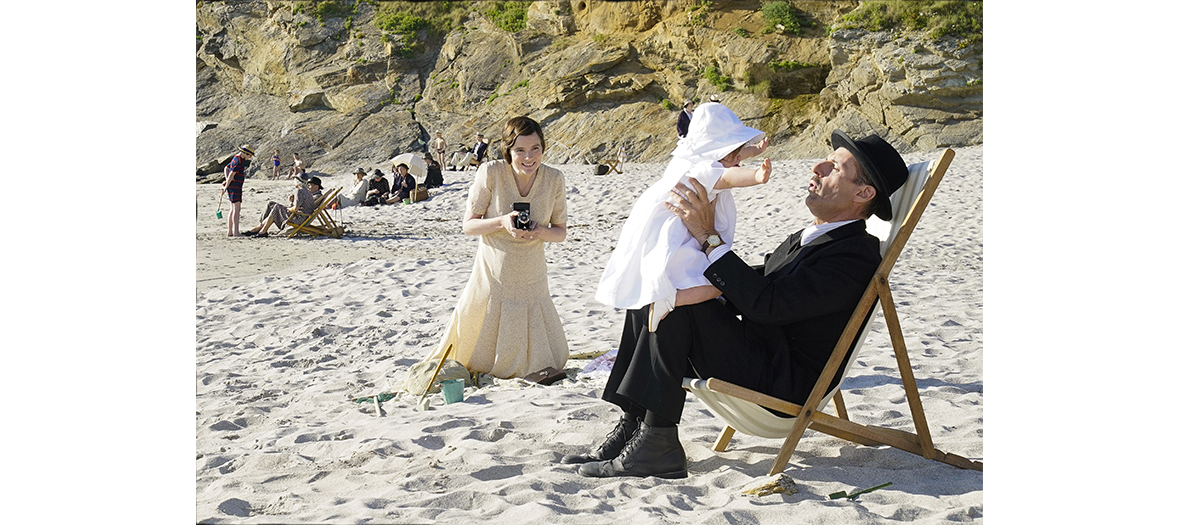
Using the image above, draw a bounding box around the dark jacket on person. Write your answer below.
[392,173,417,200]
[472,141,488,162]
[363,176,390,206]
[705,222,881,406]
[676,110,692,138]
[423,163,443,188]
[602,221,882,423]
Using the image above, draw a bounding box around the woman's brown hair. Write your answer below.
[501,116,546,163]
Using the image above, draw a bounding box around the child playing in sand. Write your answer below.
[596,102,771,331]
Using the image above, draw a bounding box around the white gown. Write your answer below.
[595,157,736,310]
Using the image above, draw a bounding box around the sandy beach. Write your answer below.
[195,146,984,523]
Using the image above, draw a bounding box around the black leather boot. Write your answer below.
[561,414,640,464]
[577,422,688,479]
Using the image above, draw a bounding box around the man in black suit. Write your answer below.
[566,130,910,479]
[676,100,694,138]
[468,132,488,170]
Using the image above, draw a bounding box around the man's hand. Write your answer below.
[665,177,716,245]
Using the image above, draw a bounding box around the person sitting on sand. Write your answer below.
[243,177,323,237]
[385,162,417,204]
[596,102,771,332]
[286,153,306,179]
[334,167,370,208]
[362,169,390,206]
[564,127,911,480]
[423,153,444,188]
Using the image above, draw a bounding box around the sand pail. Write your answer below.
[441,379,464,404]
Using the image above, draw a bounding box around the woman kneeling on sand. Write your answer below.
[424,116,570,379]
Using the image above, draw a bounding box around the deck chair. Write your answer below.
[286,187,344,238]
[683,149,981,475]
[602,152,624,174]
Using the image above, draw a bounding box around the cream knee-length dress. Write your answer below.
[428,159,569,378]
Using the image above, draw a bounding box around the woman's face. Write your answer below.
[509,132,544,177]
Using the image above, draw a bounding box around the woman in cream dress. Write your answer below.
[427,116,569,379]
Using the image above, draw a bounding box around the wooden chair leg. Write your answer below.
[769,411,814,475]
[712,426,736,452]
[877,280,937,459]
[833,389,849,420]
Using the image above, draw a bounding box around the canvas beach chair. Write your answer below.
[287,187,344,238]
[683,148,982,475]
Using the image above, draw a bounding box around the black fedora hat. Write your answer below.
[830,130,908,221]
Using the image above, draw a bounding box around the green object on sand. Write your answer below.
[829,482,893,501]
[352,393,396,403]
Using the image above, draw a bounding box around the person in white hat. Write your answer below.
[595,102,770,331]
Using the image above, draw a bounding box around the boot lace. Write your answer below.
[615,424,649,464]
[596,417,635,456]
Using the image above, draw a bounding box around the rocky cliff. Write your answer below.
[196,0,982,179]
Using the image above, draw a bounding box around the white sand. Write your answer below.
[195,146,983,523]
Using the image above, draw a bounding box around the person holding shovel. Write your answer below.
[222,144,254,237]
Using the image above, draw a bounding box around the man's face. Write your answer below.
[805,147,874,223]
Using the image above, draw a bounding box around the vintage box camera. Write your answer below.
[513,202,532,230]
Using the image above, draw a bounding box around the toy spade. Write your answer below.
[416,343,453,412]
[216,190,224,219]
[829,482,892,501]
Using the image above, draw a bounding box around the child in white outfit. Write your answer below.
[596,102,772,331]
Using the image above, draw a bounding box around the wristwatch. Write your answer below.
[703,234,723,251]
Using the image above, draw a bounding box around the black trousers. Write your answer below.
[601,300,777,424]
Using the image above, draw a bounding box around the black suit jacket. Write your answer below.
[704,221,881,405]
[676,110,691,138]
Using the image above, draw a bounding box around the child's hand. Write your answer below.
[742,137,770,159]
[754,158,772,184]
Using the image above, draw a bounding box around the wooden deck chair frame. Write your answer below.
[683,149,982,475]
[287,187,343,238]
[603,157,623,174]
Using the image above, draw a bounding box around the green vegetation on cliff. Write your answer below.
[370,1,529,39]
[835,1,982,45]
[483,1,529,33]
[373,1,470,36]
[761,1,816,35]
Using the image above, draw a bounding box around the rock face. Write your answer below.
[788,28,983,157]
[196,0,982,179]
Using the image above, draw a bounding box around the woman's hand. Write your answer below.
[463,212,565,242]
[504,212,538,241]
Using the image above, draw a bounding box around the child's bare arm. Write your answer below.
[738,137,769,161]
[674,285,722,307]
[714,158,772,190]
